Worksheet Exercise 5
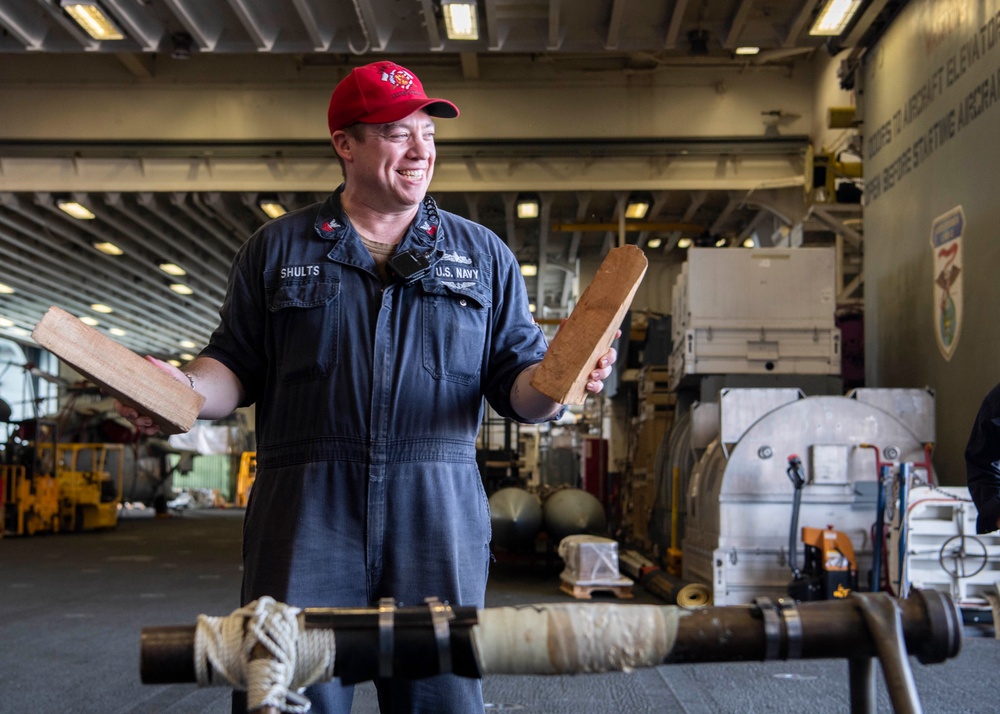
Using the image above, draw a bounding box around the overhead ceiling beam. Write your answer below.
[663,0,690,50]
[783,0,816,48]
[102,0,164,51]
[228,0,278,51]
[417,0,444,51]
[484,0,501,50]
[842,0,892,49]
[724,0,756,49]
[292,0,334,51]
[605,0,626,50]
[548,0,562,50]
[159,0,223,51]
[0,1,48,49]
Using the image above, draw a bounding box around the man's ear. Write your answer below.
[331,132,351,162]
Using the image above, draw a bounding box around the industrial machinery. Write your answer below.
[786,455,858,601]
[681,387,935,606]
[235,451,256,508]
[43,442,124,532]
[2,424,124,535]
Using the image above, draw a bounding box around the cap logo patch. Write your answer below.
[381,66,415,95]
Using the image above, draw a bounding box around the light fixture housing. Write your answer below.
[646,237,663,249]
[735,46,760,56]
[0,283,14,294]
[60,1,125,41]
[809,0,863,36]
[677,237,693,249]
[90,303,113,314]
[159,262,187,276]
[179,339,198,349]
[258,197,287,219]
[170,283,194,295]
[442,0,479,41]
[625,193,652,220]
[94,242,123,255]
[58,200,96,220]
[520,264,538,277]
[79,316,100,326]
[109,327,126,336]
[516,195,539,219]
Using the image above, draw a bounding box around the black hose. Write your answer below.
[786,455,805,580]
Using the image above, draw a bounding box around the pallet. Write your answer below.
[560,580,634,600]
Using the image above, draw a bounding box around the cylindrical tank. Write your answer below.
[542,488,607,544]
[488,487,543,551]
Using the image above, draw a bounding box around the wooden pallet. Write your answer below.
[560,580,634,600]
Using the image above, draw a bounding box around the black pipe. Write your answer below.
[140,590,961,685]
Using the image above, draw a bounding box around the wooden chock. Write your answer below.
[31,306,204,435]
[530,244,648,405]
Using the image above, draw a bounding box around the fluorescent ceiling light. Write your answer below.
[646,237,663,249]
[8,327,29,337]
[109,327,126,336]
[809,0,862,36]
[715,237,728,247]
[520,264,538,277]
[528,303,536,313]
[0,283,14,294]
[90,303,113,313]
[179,353,195,361]
[517,198,539,219]
[94,242,123,255]
[159,262,186,276]
[170,283,194,295]
[625,196,651,220]
[58,200,96,220]
[442,0,479,41]
[735,46,760,55]
[167,359,182,368]
[179,339,197,349]
[743,237,757,248]
[0,317,13,327]
[258,199,287,219]
[677,237,693,249]
[60,1,125,41]
[79,316,100,326]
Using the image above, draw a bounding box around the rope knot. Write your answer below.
[193,596,336,713]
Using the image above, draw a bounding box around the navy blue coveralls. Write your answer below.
[965,381,1000,534]
[201,187,553,713]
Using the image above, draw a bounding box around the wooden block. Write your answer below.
[31,306,204,435]
[530,245,648,405]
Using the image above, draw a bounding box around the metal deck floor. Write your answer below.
[1,509,996,713]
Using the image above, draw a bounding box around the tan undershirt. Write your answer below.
[360,235,398,284]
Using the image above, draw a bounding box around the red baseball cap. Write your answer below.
[327,62,459,134]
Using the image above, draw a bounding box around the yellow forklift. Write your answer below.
[42,442,124,532]
[1,420,60,536]
[2,420,124,535]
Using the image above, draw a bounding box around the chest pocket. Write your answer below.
[265,270,340,384]
[421,280,491,385]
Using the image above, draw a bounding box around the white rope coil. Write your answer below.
[193,597,336,713]
[471,603,679,675]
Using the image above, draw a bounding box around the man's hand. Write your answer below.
[583,330,621,395]
[113,356,190,436]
